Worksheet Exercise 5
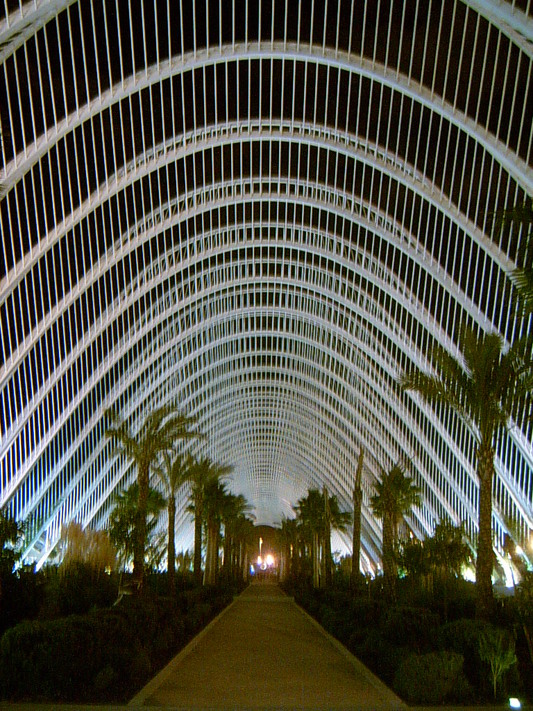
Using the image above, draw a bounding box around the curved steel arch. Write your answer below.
[1,0,532,573]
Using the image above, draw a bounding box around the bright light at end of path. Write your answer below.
[265,554,274,566]
[509,698,521,709]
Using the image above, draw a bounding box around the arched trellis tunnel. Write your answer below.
[0,0,532,576]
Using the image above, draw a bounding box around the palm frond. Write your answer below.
[510,267,533,317]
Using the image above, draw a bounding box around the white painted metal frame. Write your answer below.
[0,0,531,572]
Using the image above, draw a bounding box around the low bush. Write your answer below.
[436,617,495,695]
[380,605,440,653]
[350,629,404,685]
[0,568,44,635]
[0,581,235,702]
[393,650,473,705]
[39,564,118,619]
[0,612,150,702]
[318,604,352,644]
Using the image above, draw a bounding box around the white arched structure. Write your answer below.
[0,0,532,572]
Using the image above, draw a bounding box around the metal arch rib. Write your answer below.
[3,276,445,511]
[1,43,531,211]
[0,159,508,387]
[0,118,519,311]
[0,181,497,461]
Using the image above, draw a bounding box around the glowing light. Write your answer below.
[500,557,517,588]
[266,554,274,567]
[462,565,476,582]
[509,698,521,709]
[257,555,263,565]
[515,546,523,556]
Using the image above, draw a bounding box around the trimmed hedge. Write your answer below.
[393,650,474,705]
[0,583,236,702]
[379,605,440,653]
[0,612,149,701]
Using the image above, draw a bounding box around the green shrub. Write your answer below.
[350,598,386,629]
[436,617,494,694]
[0,568,44,634]
[40,565,117,618]
[319,604,352,644]
[0,612,150,702]
[380,605,440,652]
[393,650,473,704]
[351,629,404,684]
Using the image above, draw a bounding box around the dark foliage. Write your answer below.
[379,605,440,653]
[0,574,237,703]
[393,650,474,704]
[283,576,531,704]
[0,612,150,701]
[39,564,118,619]
[0,567,44,635]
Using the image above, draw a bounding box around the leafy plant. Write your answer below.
[394,650,472,704]
[478,626,517,699]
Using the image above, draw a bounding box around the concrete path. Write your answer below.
[129,581,407,710]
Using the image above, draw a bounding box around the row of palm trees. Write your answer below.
[277,488,351,588]
[365,202,533,619]
[279,319,532,623]
[105,407,254,593]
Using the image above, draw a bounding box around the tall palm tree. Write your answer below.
[322,487,352,587]
[185,456,233,584]
[156,452,189,596]
[295,488,351,588]
[351,449,365,590]
[370,461,421,601]
[108,483,166,572]
[203,479,230,586]
[399,327,533,619]
[105,406,200,591]
[220,493,252,581]
[295,489,326,588]
[232,514,256,581]
[277,517,299,581]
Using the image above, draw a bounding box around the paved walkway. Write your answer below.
[1,583,529,710]
[129,581,406,710]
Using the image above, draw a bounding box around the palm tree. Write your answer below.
[370,461,421,601]
[220,493,252,581]
[203,479,230,586]
[105,406,200,591]
[277,517,299,582]
[232,514,256,581]
[399,327,533,619]
[185,456,233,584]
[156,452,189,596]
[351,449,365,590]
[295,488,351,588]
[295,489,326,588]
[322,487,351,587]
[108,483,166,572]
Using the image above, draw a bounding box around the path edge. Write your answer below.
[291,598,409,709]
[128,592,242,707]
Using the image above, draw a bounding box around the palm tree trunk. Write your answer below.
[204,516,218,586]
[323,487,332,588]
[312,531,320,588]
[476,441,496,620]
[133,462,149,591]
[351,450,364,590]
[167,495,176,596]
[382,511,396,601]
[193,496,203,584]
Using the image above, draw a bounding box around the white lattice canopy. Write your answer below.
[0,0,532,572]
